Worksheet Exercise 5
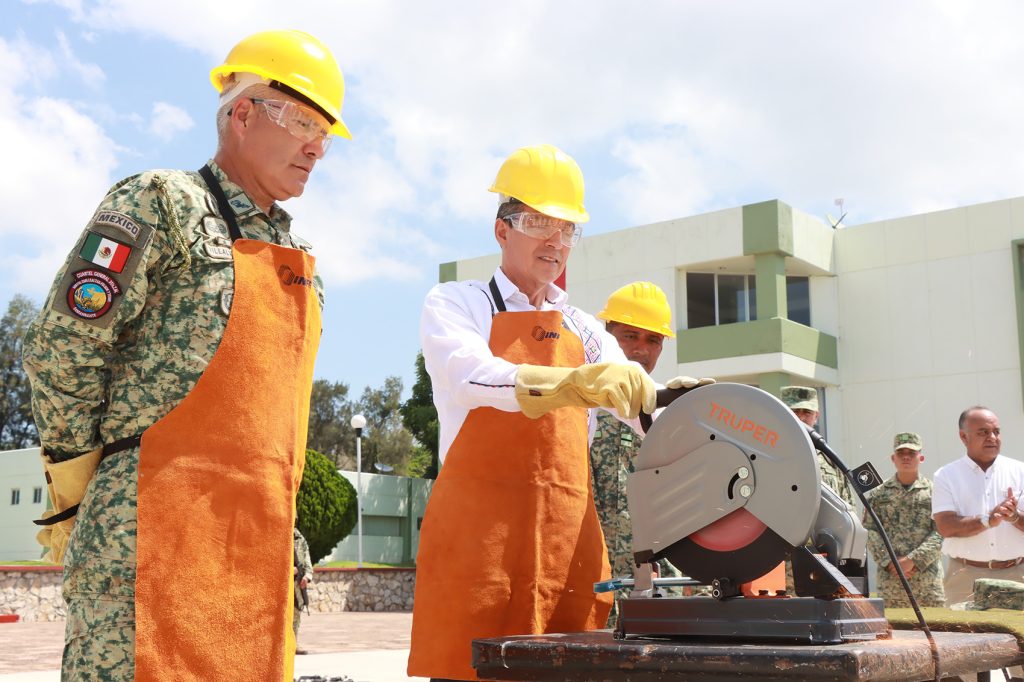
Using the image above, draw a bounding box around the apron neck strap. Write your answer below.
[199,164,244,243]
[488,277,507,313]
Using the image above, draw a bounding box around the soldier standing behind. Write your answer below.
[591,282,691,627]
[862,433,945,607]
[781,386,858,508]
[293,527,314,654]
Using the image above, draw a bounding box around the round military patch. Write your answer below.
[66,269,122,319]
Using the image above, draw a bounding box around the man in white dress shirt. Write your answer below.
[407,143,708,681]
[932,406,1024,605]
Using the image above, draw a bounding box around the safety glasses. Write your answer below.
[503,212,582,248]
[250,98,332,153]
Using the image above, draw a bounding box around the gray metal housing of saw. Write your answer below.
[629,383,864,563]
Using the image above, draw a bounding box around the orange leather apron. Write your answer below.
[408,306,612,681]
[135,234,320,681]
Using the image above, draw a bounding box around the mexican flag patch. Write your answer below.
[80,232,131,273]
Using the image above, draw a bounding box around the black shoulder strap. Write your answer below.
[488,276,507,313]
[198,164,243,242]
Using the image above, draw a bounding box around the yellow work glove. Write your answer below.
[515,362,657,419]
[34,448,102,564]
[665,376,716,390]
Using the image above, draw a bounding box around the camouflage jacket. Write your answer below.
[818,450,858,508]
[23,161,322,459]
[294,528,313,582]
[862,475,943,570]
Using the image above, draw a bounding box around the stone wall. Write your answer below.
[308,568,416,612]
[0,566,65,622]
[0,566,415,622]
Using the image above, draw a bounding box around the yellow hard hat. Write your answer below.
[597,282,676,338]
[488,144,589,223]
[210,30,351,139]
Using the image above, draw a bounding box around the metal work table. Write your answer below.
[473,629,1024,681]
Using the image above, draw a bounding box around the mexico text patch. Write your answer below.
[92,210,143,242]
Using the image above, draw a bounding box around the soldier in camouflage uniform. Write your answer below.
[293,527,313,652]
[23,31,350,680]
[862,433,945,607]
[780,386,858,508]
[592,282,700,626]
[781,385,860,594]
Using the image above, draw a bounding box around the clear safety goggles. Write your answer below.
[503,212,582,248]
[250,98,333,153]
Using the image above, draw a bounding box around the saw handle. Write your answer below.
[639,386,692,434]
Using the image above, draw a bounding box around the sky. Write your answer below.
[3,1,1024,399]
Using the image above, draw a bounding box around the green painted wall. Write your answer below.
[677,317,838,368]
[755,253,787,320]
[1011,239,1024,399]
[758,371,790,398]
[742,200,794,256]
[439,261,457,283]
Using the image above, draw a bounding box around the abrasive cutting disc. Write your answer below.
[660,508,792,585]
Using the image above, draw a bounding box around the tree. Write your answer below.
[306,379,353,467]
[400,352,439,479]
[296,448,357,564]
[0,295,39,450]
[355,376,419,476]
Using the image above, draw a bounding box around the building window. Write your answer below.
[33,487,43,504]
[10,489,20,505]
[686,273,756,328]
[686,273,810,328]
[787,276,811,326]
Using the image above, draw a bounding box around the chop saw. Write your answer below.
[616,382,889,644]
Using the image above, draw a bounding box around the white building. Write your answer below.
[0,448,46,562]
[445,197,1024,480]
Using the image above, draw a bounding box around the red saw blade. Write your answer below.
[661,508,792,585]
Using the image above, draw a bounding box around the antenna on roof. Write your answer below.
[826,198,847,229]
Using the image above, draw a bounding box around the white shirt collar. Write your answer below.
[492,267,568,310]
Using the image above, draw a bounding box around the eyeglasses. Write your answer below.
[502,212,582,248]
[250,98,332,153]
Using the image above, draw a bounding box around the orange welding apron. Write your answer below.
[408,299,612,681]
[135,171,320,682]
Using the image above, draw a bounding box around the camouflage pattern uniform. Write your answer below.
[970,579,1024,610]
[22,161,321,680]
[819,451,858,509]
[863,475,945,607]
[591,412,684,627]
[293,527,313,637]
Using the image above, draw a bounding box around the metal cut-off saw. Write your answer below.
[614,382,889,644]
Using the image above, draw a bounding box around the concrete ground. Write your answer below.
[0,612,425,682]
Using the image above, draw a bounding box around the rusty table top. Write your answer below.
[472,629,1023,681]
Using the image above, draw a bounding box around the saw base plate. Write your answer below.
[615,596,889,644]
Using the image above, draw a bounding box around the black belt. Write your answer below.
[34,434,143,527]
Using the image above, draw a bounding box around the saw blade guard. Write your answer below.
[628,382,820,560]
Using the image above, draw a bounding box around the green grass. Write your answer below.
[888,607,1024,646]
[0,560,57,566]
[318,560,415,569]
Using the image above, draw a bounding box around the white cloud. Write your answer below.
[18,0,1024,245]
[148,101,194,142]
[55,29,103,87]
[0,35,119,299]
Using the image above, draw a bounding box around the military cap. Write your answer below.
[893,432,923,451]
[781,385,818,411]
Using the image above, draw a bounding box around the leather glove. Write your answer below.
[665,376,716,390]
[515,362,657,419]
[34,448,102,564]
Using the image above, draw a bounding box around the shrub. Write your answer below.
[296,448,357,564]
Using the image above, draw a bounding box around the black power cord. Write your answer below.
[807,426,941,682]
